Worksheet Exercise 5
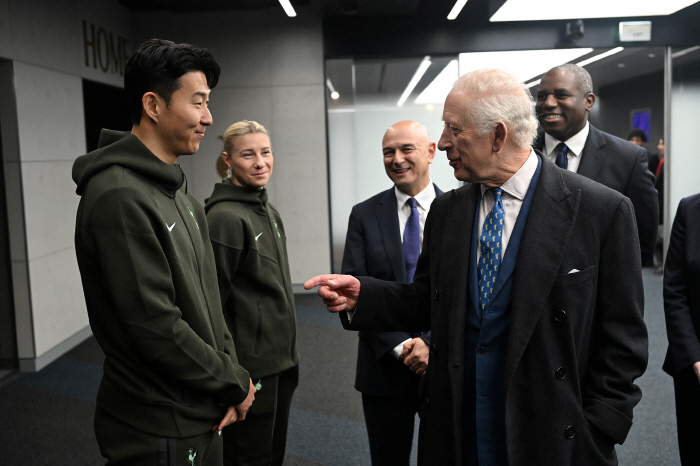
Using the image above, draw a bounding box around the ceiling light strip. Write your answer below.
[524,79,541,89]
[397,56,432,107]
[279,0,297,17]
[671,45,700,58]
[576,47,624,67]
[448,0,469,20]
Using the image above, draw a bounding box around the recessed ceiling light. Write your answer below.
[490,0,700,21]
[278,0,297,17]
[648,54,656,58]
[618,63,626,67]
[331,91,340,100]
[448,0,469,20]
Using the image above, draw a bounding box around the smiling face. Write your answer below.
[157,71,213,159]
[536,69,595,142]
[223,132,273,189]
[437,92,497,184]
[382,121,435,197]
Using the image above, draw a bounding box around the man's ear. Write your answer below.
[584,93,596,111]
[427,142,436,164]
[142,92,161,123]
[492,121,507,153]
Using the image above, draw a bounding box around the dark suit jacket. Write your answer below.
[663,193,700,376]
[342,184,442,396]
[534,124,659,265]
[342,156,648,465]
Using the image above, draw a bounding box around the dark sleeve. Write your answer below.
[581,197,648,445]
[341,209,434,334]
[627,146,659,265]
[208,216,244,323]
[91,189,250,405]
[341,205,413,357]
[663,198,700,375]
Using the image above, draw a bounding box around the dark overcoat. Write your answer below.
[343,155,648,465]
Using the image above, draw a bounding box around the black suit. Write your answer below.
[663,193,700,464]
[342,156,648,465]
[342,184,441,465]
[534,124,659,265]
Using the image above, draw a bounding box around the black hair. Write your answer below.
[124,39,221,125]
[628,128,647,143]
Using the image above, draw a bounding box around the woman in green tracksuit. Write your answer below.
[205,120,299,466]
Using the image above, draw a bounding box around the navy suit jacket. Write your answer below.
[342,156,648,465]
[534,124,659,265]
[342,184,442,396]
[663,193,700,377]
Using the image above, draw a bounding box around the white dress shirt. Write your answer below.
[476,150,539,263]
[390,181,437,358]
[542,121,589,173]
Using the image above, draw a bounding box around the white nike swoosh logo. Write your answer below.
[167,222,176,232]
[255,232,263,241]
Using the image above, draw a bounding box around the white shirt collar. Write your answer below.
[480,149,538,201]
[543,121,589,158]
[395,180,436,209]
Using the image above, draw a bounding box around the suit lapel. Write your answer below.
[577,124,606,180]
[503,160,581,392]
[376,189,406,282]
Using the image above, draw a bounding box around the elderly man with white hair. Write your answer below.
[306,68,648,466]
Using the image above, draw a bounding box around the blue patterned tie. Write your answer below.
[478,188,504,311]
[403,198,421,283]
[556,143,568,169]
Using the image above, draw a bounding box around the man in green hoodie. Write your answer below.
[72,39,255,466]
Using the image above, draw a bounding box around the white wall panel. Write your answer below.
[29,247,86,356]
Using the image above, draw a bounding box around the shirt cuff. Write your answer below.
[391,339,413,359]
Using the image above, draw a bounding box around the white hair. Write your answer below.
[451,68,538,149]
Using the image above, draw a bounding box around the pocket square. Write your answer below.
[567,269,580,274]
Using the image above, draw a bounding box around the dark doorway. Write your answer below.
[0,60,18,370]
[82,79,131,153]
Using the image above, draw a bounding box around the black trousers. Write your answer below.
[361,377,421,466]
[223,365,299,466]
[674,366,700,465]
[94,406,223,466]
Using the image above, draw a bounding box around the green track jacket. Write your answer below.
[205,180,299,380]
[73,130,250,438]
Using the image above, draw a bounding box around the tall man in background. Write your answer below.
[342,121,442,465]
[306,69,648,465]
[534,64,658,265]
[73,39,255,465]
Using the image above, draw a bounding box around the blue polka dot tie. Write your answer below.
[478,188,504,311]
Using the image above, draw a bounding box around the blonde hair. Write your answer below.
[222,120,269,155]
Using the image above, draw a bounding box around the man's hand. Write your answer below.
[213,405,238,432]
[234,378,257,420]
[304,274,361,312]
[401,337,430,376]
[212,378,257,432]
[693,361,700,385]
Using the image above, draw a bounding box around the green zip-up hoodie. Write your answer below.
[73,130,250,438]
[205,180,299,379]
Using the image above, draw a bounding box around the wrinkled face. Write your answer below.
[382,123,435,196]
[158,71,213,157]
[437,92,496,184]
[535,70,594,142]
[223,133,273,189]
[630,136,644,147]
